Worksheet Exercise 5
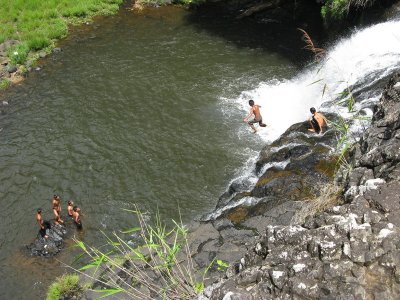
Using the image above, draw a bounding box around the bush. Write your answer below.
[8,43,30,65]
[321,0,377,20]
[0,79,11,90]
[26,35,51,51]
[46,274,82,300]
[73,206,217,299]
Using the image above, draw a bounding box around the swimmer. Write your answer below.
[72,206,83,230]
[243,100,267,133]
[36,208,50,239]
[67,200,74,218]
[308,107,328,134]
[52,194,64,224]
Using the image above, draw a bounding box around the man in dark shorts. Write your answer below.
[52,194,63,224]
[72,206,83,230]
[243,99,267,133]
[308,107,327,134]
[36,208,51,238]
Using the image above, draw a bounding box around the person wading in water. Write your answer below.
[308,107,328,134]
[243,99,267,133]
[36,208,51,239]
[72,206,83,230]
[67,200,74,218]
[52,194,64,224]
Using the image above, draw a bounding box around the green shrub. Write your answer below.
[73,206,220,299]
[46,274,81,300]
[0,79,11,90]
[8,43,29,65]
[26,35,51,51]
[321,0,377,20]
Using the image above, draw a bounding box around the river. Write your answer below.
[0,6,299,299]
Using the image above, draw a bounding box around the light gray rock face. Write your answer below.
[201,73,400,300]
[204,182,400,299]
[341,72,400,198]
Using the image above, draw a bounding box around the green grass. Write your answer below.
[0,79,11,90]
[321,0,377,20]
[71,206,221,299]
[46,274,82,300]
[0,0,123,63]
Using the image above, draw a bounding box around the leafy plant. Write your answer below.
[8,43,30,65]
[0,79,11,90]
[70,206,216,299]
[216,259,229,271]
[298,28,325,60]
[46,274,83,300]
[321,0,377,20]
[337,82,356,112]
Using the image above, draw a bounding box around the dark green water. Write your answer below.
[0,6,296,299]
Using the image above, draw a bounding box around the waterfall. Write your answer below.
[206,19,400,220]
[234,19,400,142]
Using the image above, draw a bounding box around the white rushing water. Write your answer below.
[234,19,400,142]
[209,19,400,220]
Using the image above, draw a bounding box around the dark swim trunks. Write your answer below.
[75,222,83,230]
[39,221,51,237]
[249,118,266,127]
[311,117,321,133]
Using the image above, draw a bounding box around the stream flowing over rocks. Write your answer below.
[196,73,400,299]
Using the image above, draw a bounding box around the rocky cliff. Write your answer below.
[197,73,400,299]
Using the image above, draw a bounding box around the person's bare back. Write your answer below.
[244,99,267,133]
[308,107,327,134]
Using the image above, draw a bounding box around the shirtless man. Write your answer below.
[52,194,63,224]
[36,208,50,238]
[308,107,328,134]
[72,206,82,230]
[67,200,74,218]
[244,100,267,133]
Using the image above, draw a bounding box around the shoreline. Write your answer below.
[0,0,125,92]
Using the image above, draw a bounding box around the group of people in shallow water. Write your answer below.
[36,194,82,239]
[244,99,327,134]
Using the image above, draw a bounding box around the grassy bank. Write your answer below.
[0,0,123,89]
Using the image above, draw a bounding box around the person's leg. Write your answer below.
[248,119,257,133]
[310,118,320,133]
[53,209,59,224]
[258,119,266,127]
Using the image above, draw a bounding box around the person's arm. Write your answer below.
[315,115,325,133]
[244,108,254,122]
[37,217,44,229]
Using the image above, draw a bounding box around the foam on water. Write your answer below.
[210,19,400,220]
[232,20,400,142]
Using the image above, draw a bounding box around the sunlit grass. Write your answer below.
[0,0,123,63]
[46,274,83,300]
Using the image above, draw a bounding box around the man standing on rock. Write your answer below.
[52,194,63,224]
[36,208,50,239]
[244,99,267,133]
[308,107,327,134]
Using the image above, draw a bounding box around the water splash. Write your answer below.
[210,19,400,220]
[233,20,400,142]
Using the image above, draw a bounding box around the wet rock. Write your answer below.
[7,65,17,73]
[198,74,400,299]
[53,47,62,53]
[28,223,67,257]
